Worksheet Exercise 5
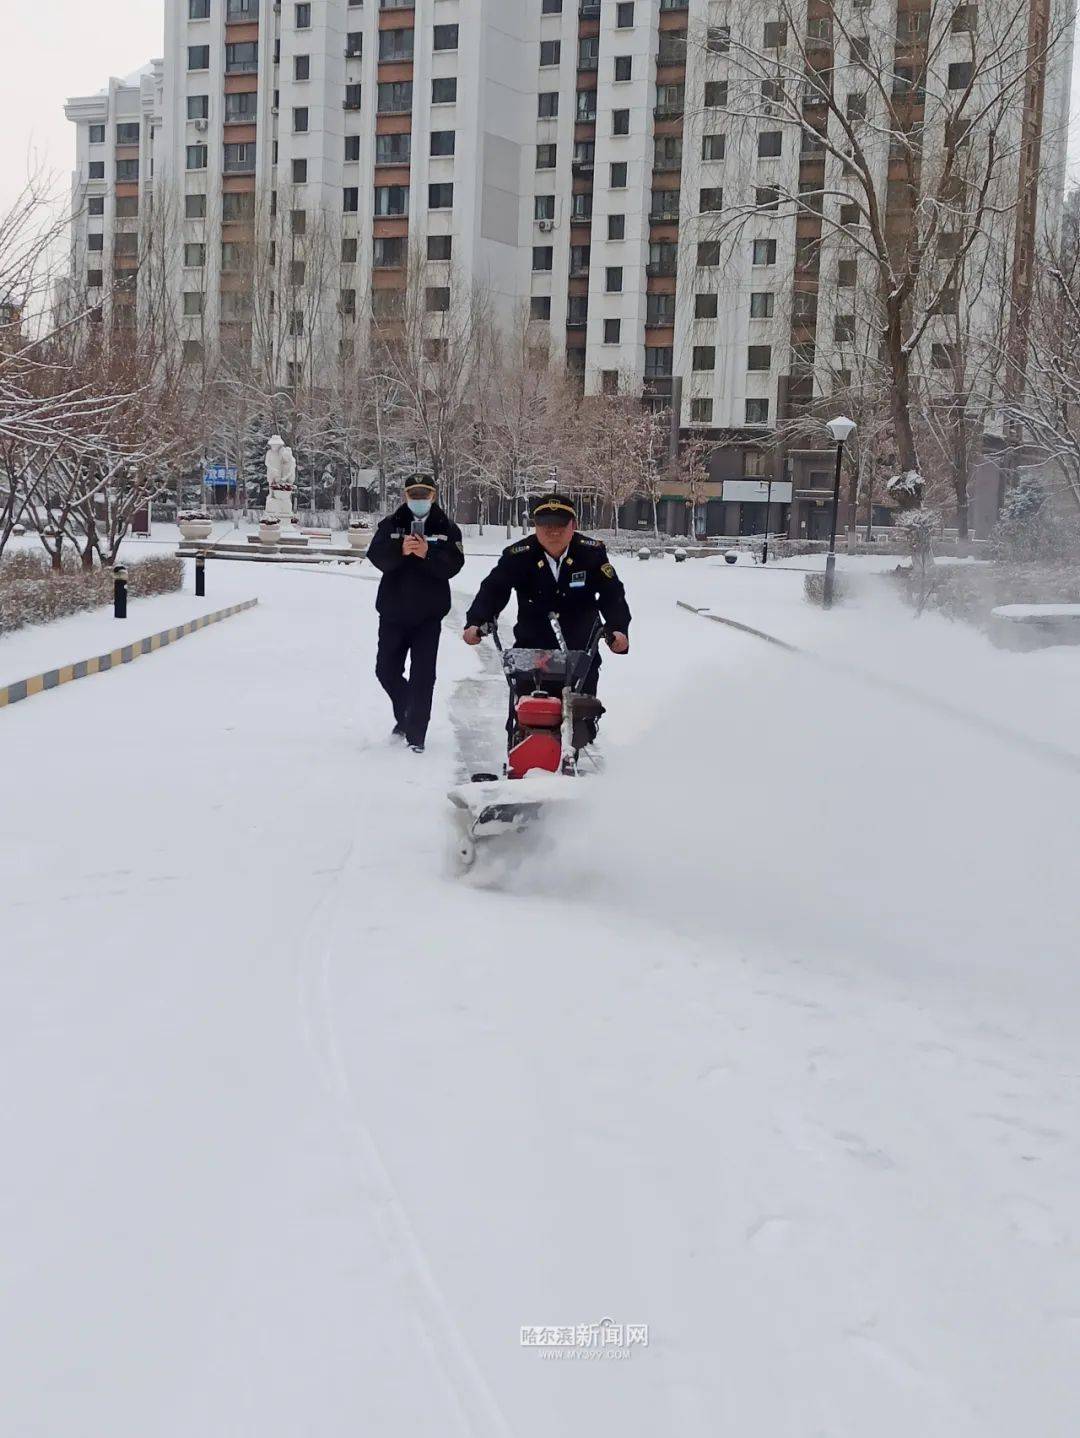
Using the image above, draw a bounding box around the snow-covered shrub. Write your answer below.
[0,554,183,636]
[804,571,849,605]
[886,470,925,511]
[988,476,1080,562]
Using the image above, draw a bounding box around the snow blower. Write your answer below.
[448,613,608,870]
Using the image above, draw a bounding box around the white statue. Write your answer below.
[264,434,297,527]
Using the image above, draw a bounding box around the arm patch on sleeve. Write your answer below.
[601,563,616,579]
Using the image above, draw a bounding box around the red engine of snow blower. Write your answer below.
[507,692,564,779]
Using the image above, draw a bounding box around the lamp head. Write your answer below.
[826,415,857,444]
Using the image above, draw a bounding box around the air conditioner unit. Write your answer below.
[194,118,208,132]
[537,218,555,232]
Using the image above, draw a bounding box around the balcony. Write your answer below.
[571,158,594,175]
[579,2,600,16]
[653,155,682,171]
[568,263,590,279]
[654,104,684,121]
[649,212,680,225]
[646,261,677,277]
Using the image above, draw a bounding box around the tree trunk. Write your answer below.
[652,495,660,542]
[885,315,919,475]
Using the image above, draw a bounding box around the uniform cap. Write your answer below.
[531,494,577,525]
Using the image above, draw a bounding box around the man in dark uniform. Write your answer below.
[463,494,630,739]
[366,477,464,753]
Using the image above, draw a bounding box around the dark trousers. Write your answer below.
[376,616,442,746]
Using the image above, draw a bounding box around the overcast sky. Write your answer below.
[2,2,1080,216]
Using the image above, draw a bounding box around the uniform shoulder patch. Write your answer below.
[577,535,603,548]
[507,542,530,555]
[601,562,616,580]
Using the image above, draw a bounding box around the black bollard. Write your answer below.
[113,564,128,619]
[195,554,206,597]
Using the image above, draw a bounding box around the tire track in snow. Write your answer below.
[678,600,1080,778]
[295,843,516,1438]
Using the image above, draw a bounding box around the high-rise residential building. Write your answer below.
[66,0,1073,538]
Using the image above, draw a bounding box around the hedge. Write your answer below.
[0,553,184,636]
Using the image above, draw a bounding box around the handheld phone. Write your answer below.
[411,518,425,537]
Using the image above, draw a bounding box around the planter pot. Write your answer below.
[347,528,370,550]
[259,523,280,546]
[179,518,213,541]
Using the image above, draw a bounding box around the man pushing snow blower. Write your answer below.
[450,495,631,870]
[463,493,631,742]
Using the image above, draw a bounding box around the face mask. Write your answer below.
[407,499,432,518]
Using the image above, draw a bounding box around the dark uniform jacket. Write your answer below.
[366,503,465,624]
[466,532,631,650]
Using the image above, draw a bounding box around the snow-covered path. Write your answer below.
[2,550,1079,1435]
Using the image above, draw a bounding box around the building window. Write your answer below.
[433,24,459,50]
[647,293,675,325]
[749,292,774,318]
[374,185,409,216]
[540,39,561,66]
[430,130,455,156]
[536,143,557,169]
[840,202,861,226]
[223,144,253,173]
[373,236,405,268]
[345,134,362,161]
[291,208,306,234]
[88,196,105,216]
[225,40,257,71]
[343,187,359,212]
[758,131,782,159]
[380,28,414,61]
[610,161,627,188]
[616,2,634,27]
[530,295,551,320]
[427,234,452,260]
[612,109,630,136]
[183,292,204,317]
[694,292,717,319]
[949,61,974,89]
[426,286,451,313]
[378,82,413,114]
[837,258,856,286]
[606,266,623,293]
[116,122,140,145]
[223,191,253,220]
[188,45,210,70]
[432,77,457,103]
[570,244,590,274]
[608,214,625,240]
[532,246,553,271]
[295,54,310,80]
[614,55,632,81]
[376,132,411,163]
[704,81,728,108]
[931,343,956,369]
[697,241,721,266]
[189,0,210,16]
[535,194,555,221]
[186,145,207,170]
[691,398,713,424]
[185,193,206,219]
[644,346,672,378]
[702,134,725,161]
[87,232,104,252]
[952,4,977,31]
[88,161,106,180]
[225,91,257,120]
[293,107,309,132]
[763,19,787,46]
[541,0,563,12]
[88,124,106,144]
[346,31,363,57]
[604,318,621,344]
[745,399,769,424]
[747,345,771,371]
[429,182,454,209]
[693,346,715,371]
[834,315,855,342]
[538,91,559,118]
[700,187,723,212]
[295,2,311,27]
[114,195,138,218]
[342,237,358,263]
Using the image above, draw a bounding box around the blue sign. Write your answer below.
[204,464,238,488]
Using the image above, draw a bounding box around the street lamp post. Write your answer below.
[761,470,775,565]
[823,415,856,609]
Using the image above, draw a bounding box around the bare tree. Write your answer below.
[686,0,1069,480]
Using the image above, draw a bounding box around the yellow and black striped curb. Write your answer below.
[0,598,259,711]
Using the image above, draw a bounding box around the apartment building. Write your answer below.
[66,0,1072,537]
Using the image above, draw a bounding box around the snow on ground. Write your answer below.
[1,542,1079,1437]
